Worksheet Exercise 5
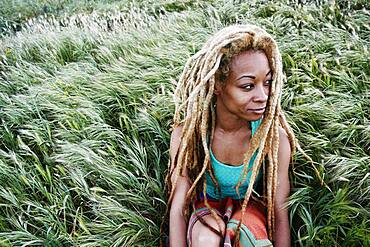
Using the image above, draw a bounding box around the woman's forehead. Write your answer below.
[229,50,271,75]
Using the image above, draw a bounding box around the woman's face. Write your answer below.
[215,49,272,122]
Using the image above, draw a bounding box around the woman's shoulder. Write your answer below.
[278,126,291,169]
[170,124,184,147]
[278,126,289,142]
[169,124,184,166]
[169,124,189,180]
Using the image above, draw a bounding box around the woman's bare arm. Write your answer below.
[274,126,292,247]
[168,126,191,247]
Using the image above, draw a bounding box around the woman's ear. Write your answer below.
[214,81,222,95]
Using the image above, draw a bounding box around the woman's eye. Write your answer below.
[265,79,273,86]
[242,84,254,90]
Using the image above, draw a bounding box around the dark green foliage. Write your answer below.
[0,0,369,246]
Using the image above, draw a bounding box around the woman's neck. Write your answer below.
[215,104,250,133]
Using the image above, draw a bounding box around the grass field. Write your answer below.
[0,0,369,246]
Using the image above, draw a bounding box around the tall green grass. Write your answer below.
[0,0,369,246]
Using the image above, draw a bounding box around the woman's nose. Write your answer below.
[254,85,268,102]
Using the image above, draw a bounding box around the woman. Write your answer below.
[162,24,296,247]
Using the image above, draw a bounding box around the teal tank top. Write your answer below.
[205,118,263,200]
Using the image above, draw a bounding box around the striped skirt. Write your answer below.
[187,193,272,247]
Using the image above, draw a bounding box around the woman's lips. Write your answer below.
[248,107,265,114]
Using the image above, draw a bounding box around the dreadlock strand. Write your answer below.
[267,69,283,241]
[166,126,188,205]
[185,95,213,198]
[235,106,279,238]
[272,117,281,239]
[235,122,269,196]
[180,46,220,207]
[279,111,297,162]
[202,174,224,237]
[239,112,275,186]
[266,137,274,240]
[176,49,206,91]
[262,124,274,236]
[178,89,200,153]
[208,97,220,194]
[265,121,278,240]
[174,54,205,124]
[236,135,270,236]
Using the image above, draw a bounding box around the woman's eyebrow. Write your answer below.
[237,70,272,80]
[237,74,255,80]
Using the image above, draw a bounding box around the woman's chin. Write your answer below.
[242,111,264,121]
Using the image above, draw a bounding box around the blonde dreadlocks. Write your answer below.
[161,24,298,245]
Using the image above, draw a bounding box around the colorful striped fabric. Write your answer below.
[187,193,272,247]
